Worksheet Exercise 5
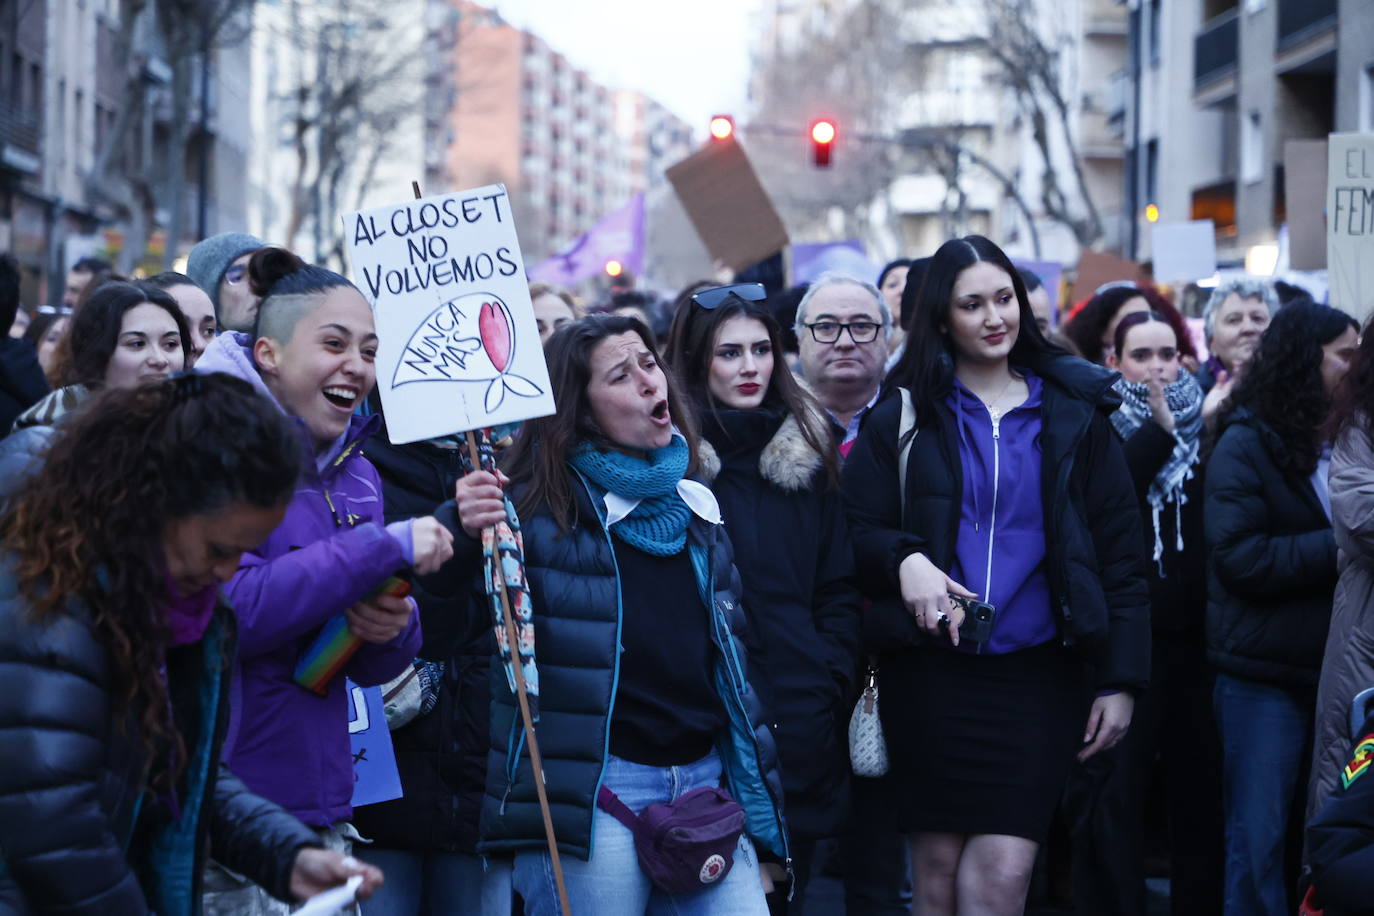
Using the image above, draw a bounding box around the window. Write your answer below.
[1241,110,1263,184]
[1145,139,1159,203]
[74,89,84,167]
[1148,0,1162,66]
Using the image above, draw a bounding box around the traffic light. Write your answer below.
[810,118,836,167]
[709,115,735,142]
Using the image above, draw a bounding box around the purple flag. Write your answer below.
[528,192,645,286]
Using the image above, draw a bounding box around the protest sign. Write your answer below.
[1328,133,1374,324]
[343,185,555,444]
[666,136,789,272]
[1286,139,1328,270]
[1012,259,1064,320]
[1069,250,1141,305]
[1151,220,1218,283]
[348,680,401,808]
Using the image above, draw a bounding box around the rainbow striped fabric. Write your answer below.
[1341,734,1374,790]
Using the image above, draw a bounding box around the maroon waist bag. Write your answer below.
[596,784,747,894]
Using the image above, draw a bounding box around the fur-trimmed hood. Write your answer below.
[697,398,828,492]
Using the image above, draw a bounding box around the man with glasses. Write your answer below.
[793,273,892,458]
[186,232,266,334]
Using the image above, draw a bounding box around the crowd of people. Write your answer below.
[0,227,1373,916]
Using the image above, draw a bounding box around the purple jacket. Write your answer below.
[197,333,422,826]
[946,374,1056,654]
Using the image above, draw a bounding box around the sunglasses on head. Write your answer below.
[690,283,766,310]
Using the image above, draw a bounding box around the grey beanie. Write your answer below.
[186,231,266,317]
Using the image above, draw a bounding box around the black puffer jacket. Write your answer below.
[843,350,1152,690]
[698,406,862,840]
[349,434,492,855]
[425,469,788,862]
[0,572,318,914]
[1204,408,1338,686]
[0,337,47,437]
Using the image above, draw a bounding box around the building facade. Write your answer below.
[1123,0,1369,266]
[429,2,694,263]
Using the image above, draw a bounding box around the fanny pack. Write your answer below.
[596,784,746,894]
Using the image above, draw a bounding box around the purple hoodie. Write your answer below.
[196,332,422,826]
[946,373,1056,654]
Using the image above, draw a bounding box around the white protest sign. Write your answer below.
[1328,133,1374,325]
[1150,220,1218,283]
[343,185,555,444]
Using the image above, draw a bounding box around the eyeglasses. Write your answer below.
[690,283,766,310]
[224,264,247,285]
[35,305,73,316]
[805,320,883,344]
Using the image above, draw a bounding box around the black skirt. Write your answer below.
[878,640,1088,841]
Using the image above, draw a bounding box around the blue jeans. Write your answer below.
[1214,673,1314,916]
[512,752,770,916]
[356,848,509,915]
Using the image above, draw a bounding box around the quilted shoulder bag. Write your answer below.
[847,387,917,779]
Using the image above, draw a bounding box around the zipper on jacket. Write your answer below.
[978,411,1002,655]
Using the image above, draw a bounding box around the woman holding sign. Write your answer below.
[194,248,454,915]
[436,314,786,915]
[0,374,384,913]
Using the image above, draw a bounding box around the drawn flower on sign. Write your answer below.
[392,292,544,414]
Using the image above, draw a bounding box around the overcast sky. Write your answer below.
[487,0,762,134]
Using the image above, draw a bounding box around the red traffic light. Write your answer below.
[810,118,836,167]
[709,115,735,141]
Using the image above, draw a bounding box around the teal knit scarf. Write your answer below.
[568,435,692,556]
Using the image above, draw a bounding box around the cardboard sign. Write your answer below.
[1151,220,1218,283]
[665,137,789,272]
[347,680,401,808]
[1286,139,1328,270]
[1328,133,1374,324]
[1069,250,1141,305]
[342,185,555,444]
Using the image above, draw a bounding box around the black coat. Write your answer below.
[0,581,317,914]
[349,435,492,855]
[1118,419,1207,633]
[424,471,789,862]
[1204,408,1338,686]
[1306,701,1374,916]
[0,337,47,437]
[699,406,862,839]
[842,351,1152,690]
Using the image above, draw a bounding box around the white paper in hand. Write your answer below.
[293,874,364,916]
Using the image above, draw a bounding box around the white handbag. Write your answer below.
[848,666,889,777]
[847,388,918,779]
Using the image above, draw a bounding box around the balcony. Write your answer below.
[1278,0,1337,51]
[1080,110,1125,159]
[0,108,42,175]
[1194,9,1239,105]
[1275,0,1337,74]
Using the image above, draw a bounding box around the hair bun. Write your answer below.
[248,247,308,298]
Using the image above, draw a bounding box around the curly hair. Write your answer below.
[0,373,301,788]
[1064,284,1195,366]
[1222,300,1357,479]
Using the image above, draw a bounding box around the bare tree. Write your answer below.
[980,0,1104,248]
[746,0,909,245]
[264,0,423,266]
[85,0,253,271]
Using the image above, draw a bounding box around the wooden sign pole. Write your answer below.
[410,181,573,916]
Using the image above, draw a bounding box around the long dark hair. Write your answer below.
[1327,315,1374,443]
[1222,299,1357,479]
[1,374,300,789]
[887,235,1061,419]
[664,292,839,484]
[54,281,192,388]
[502,314,699,530]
